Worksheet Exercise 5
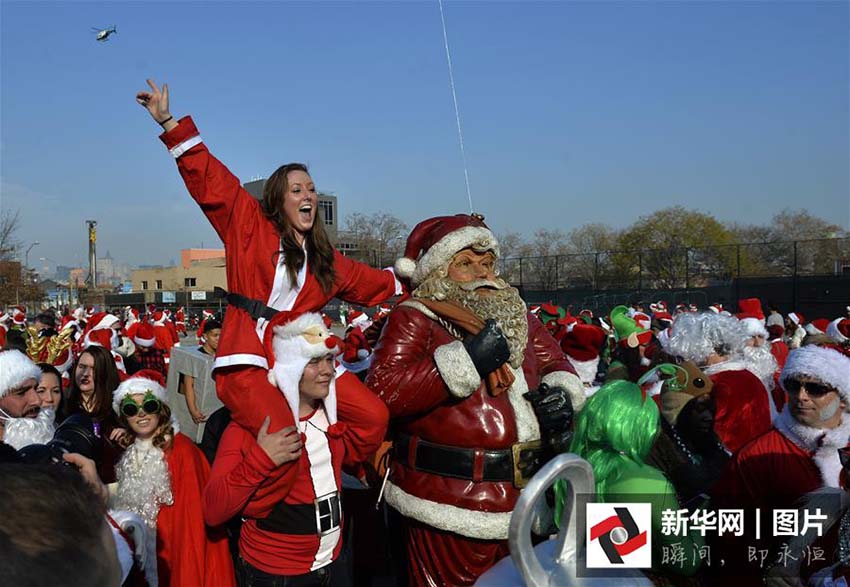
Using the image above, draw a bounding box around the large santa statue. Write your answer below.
[367,213,584,586]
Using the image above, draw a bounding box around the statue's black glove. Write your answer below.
[523,383,575,454]
[463,319,510,377]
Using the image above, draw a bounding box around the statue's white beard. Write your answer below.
[2,408,56,450]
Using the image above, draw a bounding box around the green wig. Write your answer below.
[554,380,660,524]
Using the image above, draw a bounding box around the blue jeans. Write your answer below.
[238,556,349,587]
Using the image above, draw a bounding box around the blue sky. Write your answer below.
[1,0,848,268]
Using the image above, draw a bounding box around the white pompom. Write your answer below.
[267,370,277,387]
[394,257,416,279]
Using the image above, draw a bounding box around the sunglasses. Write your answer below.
[784,378,835,397]
[120,391,162,418]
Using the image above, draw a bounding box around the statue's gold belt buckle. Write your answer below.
[511,439,544,489]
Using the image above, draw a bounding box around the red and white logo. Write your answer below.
[586,503,652,568]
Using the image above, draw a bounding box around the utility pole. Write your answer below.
[86,220,97,288]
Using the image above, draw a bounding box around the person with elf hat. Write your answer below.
[536,302,566,337]
[711,345,850,584]
[136,79,401,505]
[205,311,388,583]
[367,213,584,586]
[605,305,653,383]
[664,311,774,453]
[110,369,235,586]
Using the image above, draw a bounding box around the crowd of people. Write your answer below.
[0,78,849,587]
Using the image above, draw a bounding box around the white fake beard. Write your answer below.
[742,344,778,389]
[2,408,56,450]
[111,439,174,528]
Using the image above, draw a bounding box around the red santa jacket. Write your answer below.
[204,376,388,576]
[156,433,235,587]
[160,117,401,373]
[705,360,773,453]
[366,300,582,541]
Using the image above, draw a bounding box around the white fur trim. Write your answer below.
[702,358,748,376]
[410,226,499,286]
[399,299,438,320]
[384,481,512,540]
[212,353,269,372]
[541,370,586,413]
[394,256,416,280]
[112,376,168,415]
[433,340,480,399]
[741,317,768,338]
[508,366,540,442]
[780,346,850,403]
[565,356,600,386]
[0,350,43,397]
[773,407,850,487]
[788,312,802,326]
[169,135,202,158]
[827,318,849,343]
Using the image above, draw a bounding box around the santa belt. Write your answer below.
[214,287,279,322]
[255,492,342,536]
[394,434,544,488]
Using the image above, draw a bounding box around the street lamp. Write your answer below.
[25,241,40,268]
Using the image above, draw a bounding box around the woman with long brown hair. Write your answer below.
[65,345,126,482]
[135,79,402,503]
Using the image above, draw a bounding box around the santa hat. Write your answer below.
[653,310,673,325]
[202,309,214,318]
[133,322,156,348]
[321,313,333,329]
[152,311,167,326]
[85,306,95,318]
[807,318,832,336]
[779,346,850,405]
[11,306,27,327]
[556,312,578,329]
[85,328,115,351]
[529,305,541,316]
[788,312,805,326]
[736,298,767,338]
[264,312,343,427]
[767,324,785,341]
[0,350,43,398]
[86,312,119,332]
[561,324,606,362]
[111,370,169,416]
[347,310,372,330]
[52,347,74,376]
[826,318,850,344]
[394,213,499,287]
[632,312,651,331]
[610,305,652,347]
[708,304,724,314]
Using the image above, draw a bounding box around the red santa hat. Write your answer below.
[133,322,156,348]
[529,305,541,316]
[264,312,344,427]
[347,310,372,330]
[321,313,333,329]
[11,305,27,327]
[0,350,43,398]
[788,312,805,326]
[827,318,850,344]
[111,370,169,416]
[736,298,768,338]
[87,312,120,332]
[52,347,74,376]
[152,311,167,326]
[708,303,724,314]
[394,213,499,287]
[808,318,832,335]
[767,324,785,341]
[632,312,652,331]
[202,309,214,319]
[85,328,115,351]
[653,310,673,325]
[779,345,850,405]
[561,324,606,362]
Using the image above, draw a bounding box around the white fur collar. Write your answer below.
[702,358,747,376]
[774,407,850,487]
[566,356,599,385]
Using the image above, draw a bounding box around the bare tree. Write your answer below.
[343,212,408,267]
[0,208,21,261]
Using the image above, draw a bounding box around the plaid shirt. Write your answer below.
[133,347,168,378]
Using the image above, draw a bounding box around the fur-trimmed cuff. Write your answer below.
[434,340,481,398]
[542,370,586,412]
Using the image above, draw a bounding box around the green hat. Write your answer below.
[610,305,652,348]
[539,303,565,325]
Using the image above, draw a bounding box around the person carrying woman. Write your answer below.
[135,79,402,499]
[205,312,388,586]
[111,369,236,587]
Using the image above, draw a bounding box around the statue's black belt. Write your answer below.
[394,434,543,487]
[255,492,341,536]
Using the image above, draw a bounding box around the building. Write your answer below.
[131,256,226,293]
[181,248,225,269]
[243,179,339,243]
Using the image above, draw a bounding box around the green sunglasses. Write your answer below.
[120,391,163,418]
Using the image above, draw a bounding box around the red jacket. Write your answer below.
[366,300,582,541]
[706,362,773,453]
[159,117,401,374]
[204,375,388,575]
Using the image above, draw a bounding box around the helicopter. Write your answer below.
[92,26,117,42]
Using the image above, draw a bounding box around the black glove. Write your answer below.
[523,383,575,454]
[463,319,510,377]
